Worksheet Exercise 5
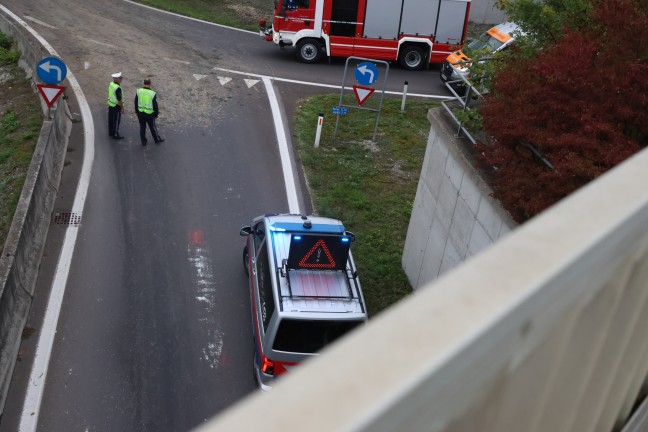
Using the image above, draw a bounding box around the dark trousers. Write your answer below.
[138,112,161,144]
[108,105,121,137]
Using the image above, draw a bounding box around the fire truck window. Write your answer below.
[284,0,309,10]
[330,0,358,37]
[256,239,275,331]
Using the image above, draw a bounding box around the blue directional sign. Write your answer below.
[354,62,378,86]
[332,106,349,115]
[37,57,67,85]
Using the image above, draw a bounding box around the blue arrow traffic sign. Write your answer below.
[37,57,67,85]
[354,62,378,86]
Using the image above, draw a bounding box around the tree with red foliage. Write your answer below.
[477,0,647,223]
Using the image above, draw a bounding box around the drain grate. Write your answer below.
[54,212,82,226]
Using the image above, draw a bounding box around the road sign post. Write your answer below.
[334,57,389,141]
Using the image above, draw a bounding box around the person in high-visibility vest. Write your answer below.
[134,78,163,146]
[107,72,125,139]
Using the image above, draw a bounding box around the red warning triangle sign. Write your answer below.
[37,84,65,108]
[298,239,337,269]
[353,85,375,105]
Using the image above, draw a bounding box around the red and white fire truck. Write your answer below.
[259,0,471,70]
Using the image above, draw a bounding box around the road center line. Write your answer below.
[0,6,95,432]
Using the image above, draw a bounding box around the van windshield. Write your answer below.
[273,318,363,354]
[465,32,504,56]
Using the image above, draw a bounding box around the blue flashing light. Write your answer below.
[293,235,302,240]
[341,237,350,243]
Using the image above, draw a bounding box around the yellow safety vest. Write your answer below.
[107,81,122,107]
[136,88,156,114]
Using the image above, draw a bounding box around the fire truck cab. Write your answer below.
[260,0,471,70]
[240,214,367,390]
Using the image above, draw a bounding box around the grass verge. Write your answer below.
[133,0,273,31]
[0,32,42,250]
[294,94,436,316]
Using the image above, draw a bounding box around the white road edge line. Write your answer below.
[262,76,300,214]
[122,0,257,35]
[214,67,451,99]
[0,6,95,432]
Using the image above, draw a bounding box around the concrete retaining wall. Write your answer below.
[402,108,516,290]
[0,11,71,415]
[470,0,508,25]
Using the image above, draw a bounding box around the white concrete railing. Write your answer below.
[197,147,648,432]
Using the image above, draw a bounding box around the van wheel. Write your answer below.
[399,45,425,71]
[296,39,322,64]
[243,246,250,276]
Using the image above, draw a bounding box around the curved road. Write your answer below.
[0,1,450,431]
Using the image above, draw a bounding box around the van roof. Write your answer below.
[265,214,366,318]
[493,21,520,37]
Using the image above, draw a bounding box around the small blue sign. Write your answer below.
[37,57,67,85]
[354,62,378,86]
[332,106,349,115]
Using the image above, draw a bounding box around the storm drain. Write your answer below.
[54,212,82,226]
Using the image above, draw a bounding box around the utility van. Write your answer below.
[440,21,520,88]
[240,214,367,390]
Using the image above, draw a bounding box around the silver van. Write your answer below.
[240,214,367,390]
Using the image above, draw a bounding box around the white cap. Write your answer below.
[111,72,122,78]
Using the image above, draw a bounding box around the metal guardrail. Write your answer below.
[440,75,483,144]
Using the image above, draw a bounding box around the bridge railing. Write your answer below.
[197,147,648,432]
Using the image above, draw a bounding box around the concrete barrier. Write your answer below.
[402,108,516,289]
[0,10,72,415]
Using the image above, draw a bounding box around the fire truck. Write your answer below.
[259,0,472,70]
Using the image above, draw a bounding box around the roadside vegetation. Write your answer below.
[0,32,42,251]
[468,0,647,222]
[133,0,274,31]
[294,95,434,315]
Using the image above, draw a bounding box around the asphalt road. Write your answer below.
[0,1,451,431]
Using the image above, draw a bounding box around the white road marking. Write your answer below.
[83,61,90,70]
[84,38,116,49]
[23,15,57,30]
[244,79,259,88]
[0,5,95,432]
[217,76,232,86]
[213,66,450,99]
[262,76,300,213]
[123,0,256,35]
[186,240,224,369]
[162,57,190,65]
[193,74,208,81]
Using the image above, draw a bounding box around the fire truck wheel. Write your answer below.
[399,45,425,71]
[296,39,323,64]
[243,245,250,276]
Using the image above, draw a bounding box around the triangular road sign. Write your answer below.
[298,239,337,269]
[353,85,375,105]
[37,84,65,107]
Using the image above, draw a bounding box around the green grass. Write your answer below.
[134,0,273,31]
[0,32,42,249]
[295,94,436,316]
